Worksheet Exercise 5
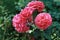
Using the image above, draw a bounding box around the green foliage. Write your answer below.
[0,0,60,40]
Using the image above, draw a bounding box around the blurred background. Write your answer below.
[0,0,60,40]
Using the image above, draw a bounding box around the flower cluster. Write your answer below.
[12,1,52,33]
[12,7,35,33]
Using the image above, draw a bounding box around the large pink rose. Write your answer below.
[35,13,52,30]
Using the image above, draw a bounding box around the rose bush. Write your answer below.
[0,0,60,40]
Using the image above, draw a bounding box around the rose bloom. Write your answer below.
[27,1,45,12]
[35,13,52,30]
[20,7,35,19]
[12,14,29,33]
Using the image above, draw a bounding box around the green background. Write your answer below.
[0,0,60,40]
